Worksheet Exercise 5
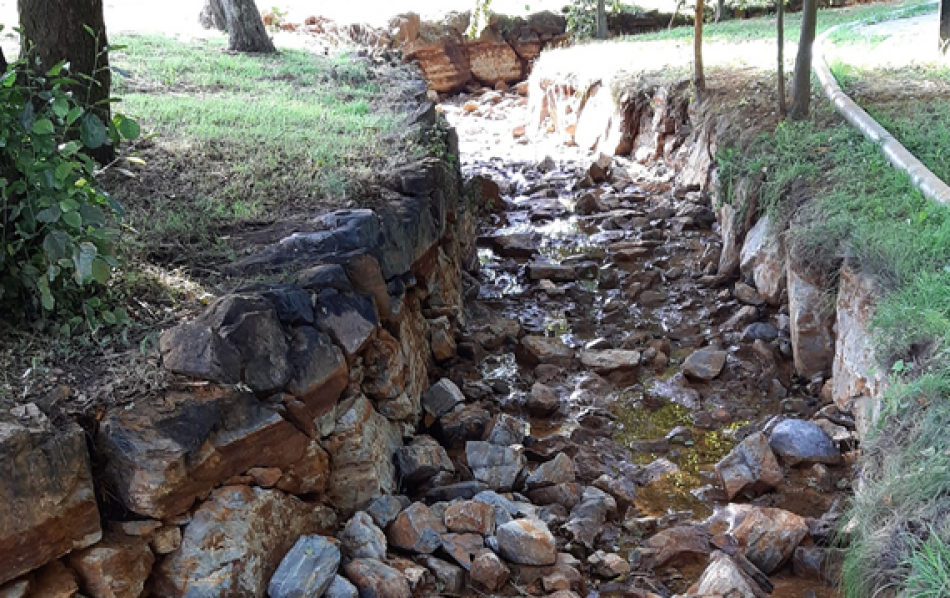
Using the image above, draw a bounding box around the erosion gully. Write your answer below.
[439,88,852,597]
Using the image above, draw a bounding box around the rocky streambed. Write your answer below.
[0,73,861,598]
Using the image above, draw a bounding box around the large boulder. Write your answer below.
[401,26,471,93]
[495,519,557,566]
[787,261,835,379]
[343,558,411,598]
[715,431,783,500]
[740,215,786,306]
[98,388,311,519]
[268,535,340,598]
[0,413,100,585]
[387,503,447,554]
[467,40,523,86]
[153,486,337,597]
[323,396,403,514]
[713,504,810,574]
[768,419,840,466]
[68,533,154,598]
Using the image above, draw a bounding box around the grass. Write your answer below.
[107,33,419,270]
[0,32,425,408]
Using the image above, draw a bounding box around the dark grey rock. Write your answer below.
[682,348,727,381]
[433,406,491,449]
[742,322,779,342]
[268,535,340,598]
[395,436,455,485]
[421,378,465,418]
[159,321,242,384]
[466,441,525,491]
[325,575,359,598]
[563,486,617,549]
[237,283,314,325]
[339,512,387,560]
[485,413,528,446]
[298,264,353,293]
[314,292,379,358]
[769,419,840,466]
[422,556,464,594]
[425,481,488,503]
[364,495,410,530]
[525,453,576,489]
[218,307,291,394]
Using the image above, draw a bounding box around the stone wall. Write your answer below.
[0,99,477,595]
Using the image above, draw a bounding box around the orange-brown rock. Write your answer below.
[467,40,524,86]
[68,533,154,598]
[403,31,471,93]
[153,486,337,598]
[0,414,101,585]
[29,560,79,598]
[98,387,312,519]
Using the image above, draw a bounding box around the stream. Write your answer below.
[439,87,853,597]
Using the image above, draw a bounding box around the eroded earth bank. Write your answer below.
[0,27,865,598]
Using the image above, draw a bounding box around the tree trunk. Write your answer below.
[941,0,950,53]
[694,0,705,99]
[200,0,227,31]
[18,0,113,162]
[777,0,786,116]
[669,0,685,30]
[596,0,608,39]
[220,0,275,53]
[789,0,816,120]
[715,0,726,22]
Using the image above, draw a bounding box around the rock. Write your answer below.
[440,533,485,569]
[788,263,834,379]
[588,551,630,578]
[526,454,576,489]
[359,330,404,402]
[159,321,241,384]
[422,556,464,594]
[518,336,575,367]
[99,388,311,519]
[793,545,844,583]
[768,419,840,466]
[720,505,810,574]
[527,263,578,282]
[682,348,727,381]
[694,551,767,598]
[395,436,454,485]
[153,486,336,597]
[467,175,505,213]
[734,282,765,306]
[421,378,465,418]
[527,482,583,510]
[217,304,292,393]
[343,558,411,598]
[30,560,79,597]
[468,40,523,86]
[495,519,557,566]
[150,526,182,555]
[434,406,491,449]
[715,431,783,500]
[364,495,410,530]
[526,383,560,416]
[466,441,526,491]
[470,549,510,591]
[314,292,380,360]
[444,500,495,535]
[325,574,359,598]
[341,253,391,321]
[0,417,100,586]
[426,481,489,503]
[485,233,538,258]
[297,263,353,292]
[485,414,528,446]
[268,535,340,598]
[563,487,616,549]
[340,512,387,560]
[428,316,456,361]
[644,525,710,567]
[741,322,779,342]
[68,532,154,598]
[387,503,447,554]
[275,439,331,496]
[740,215,786,306]
[578,350,640,374]
[0,579,29,597]
[323,396,403,514]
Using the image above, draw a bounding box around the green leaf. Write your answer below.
[42,230,69,260]
[66,106,84,125]
[73,242,97,283]
[60,198,80,212]
[54,161,73,182]
[62,210,82,229]
[91,257,111,284]
[46,60,68,77]
[32,118,54,135]
[101,309,117,324]
[79,113,108,149]
[36,205,62,223]
[51,97,69,118]
[41,290,54,311]
[19,102,35,132]
[115,115,141,140]
[79,203,105,227]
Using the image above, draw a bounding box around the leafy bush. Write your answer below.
[0,54,139,316]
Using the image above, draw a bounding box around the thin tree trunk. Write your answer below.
[18,0,113,162]
[789,0,816,120]
[941,0,950,53]
[669,0,685,30]
[200,0,227,31]
[596,0,608,39]
[715,0,726,22]
[694,0,705,99]
[220,0,275,53]
[777,0,786,116]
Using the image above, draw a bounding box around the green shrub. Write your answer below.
[0,54,139,317]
